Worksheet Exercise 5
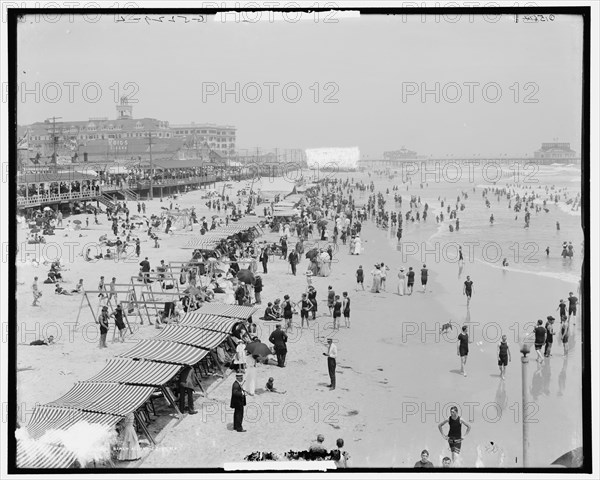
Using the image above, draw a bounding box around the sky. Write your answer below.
[15,12,584,157]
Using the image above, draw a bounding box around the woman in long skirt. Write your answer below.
[397,268,406,296]
[245,353,257,395]
[117,413,142,461]
[354,236,362,255]
[371,265,382,293]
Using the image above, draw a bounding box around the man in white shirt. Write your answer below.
[323,338,337,390]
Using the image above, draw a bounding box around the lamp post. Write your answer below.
[520,342,531,468]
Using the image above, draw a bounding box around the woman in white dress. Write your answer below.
[354,236,362,255]
[245,353,257,395]
[349,237,356,255]
[319,251,331,277]
[117,412,141,461]
[397,267,406,296]
[283,223,291,237]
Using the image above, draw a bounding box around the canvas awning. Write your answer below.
[26,405,122,440]
[272,210,299,217]
[119,339,208,365]
[46,382,155,416]
[196,304,259,319]
[17,437,79,469]
[154,325,228,350]
[87,358,182,386]
[178,313,240,333]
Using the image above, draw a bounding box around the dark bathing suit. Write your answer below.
[464,280,473,297]
[458,333,469,356]
[498,341,509,366]
[343,297,350,317]
[448,416,462,453]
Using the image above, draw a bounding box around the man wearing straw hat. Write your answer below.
[230,372,247,432]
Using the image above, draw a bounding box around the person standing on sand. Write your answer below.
[397,268,406,296]
[421,264,428,293]
[31,277,41,306]
[356,265,364,291]
[98,306,109,348]
[288,250,299,276]
[323,338,337,390]
[230,372,247,432]
[300,293,313,329]
[259,247,269,274]
[438,406,471,464]
[342,292,351,328]
[533,319,546,363]
[463,276,473,306]
[379,262,390,291]
[332,295,342,330]
[269,324,288,367]
[406,267,415,294]
[457,325,469,377]
[497,335,511,380]
[308,286,318,319]
[327,286,336,316]
[370,264,382,293]
[178,365,198,414]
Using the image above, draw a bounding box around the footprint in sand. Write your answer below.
[328,424,341,430]
[345,410,359,416]
[377,368,384,371]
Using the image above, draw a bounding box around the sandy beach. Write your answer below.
[16,170,583,469]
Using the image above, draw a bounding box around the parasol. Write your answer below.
[72,220,82,225]
[246,341,272,358]
[305,248,319,260]
[43,206,53,211]
[30,227,40,233]
[237,269,255,285]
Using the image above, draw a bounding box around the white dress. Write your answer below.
[117,413,141,461]
[354,238,362,255]
[245,354,257,395]
[397,272,406,295]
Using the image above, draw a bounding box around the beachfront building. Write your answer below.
[16,97,236,167]
[170,122,236,159]
[533,142,579,163]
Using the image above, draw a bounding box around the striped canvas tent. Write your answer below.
[17,437,79,469]
[182,237,222,250]
[154,324,228,350]
[178,312,240,333]
[196,303,259,319]
[119,339,208,365]
[46,382,155,417]
[26,405,122,441]
[87,358,182,386]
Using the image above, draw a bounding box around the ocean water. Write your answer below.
[342,164,583,285]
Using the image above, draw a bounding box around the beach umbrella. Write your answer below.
[237,269,255,285]
[30,227,40,233]
[305,248,319,260]
[72,220,82,225]
[551,447,583,468]
[246,341,272,358]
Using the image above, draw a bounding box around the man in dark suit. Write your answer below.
[230,372,247,432]
[259,247,269,274]
[288,250,299,276]
[269,324,288,367]
[179,365,197,414]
